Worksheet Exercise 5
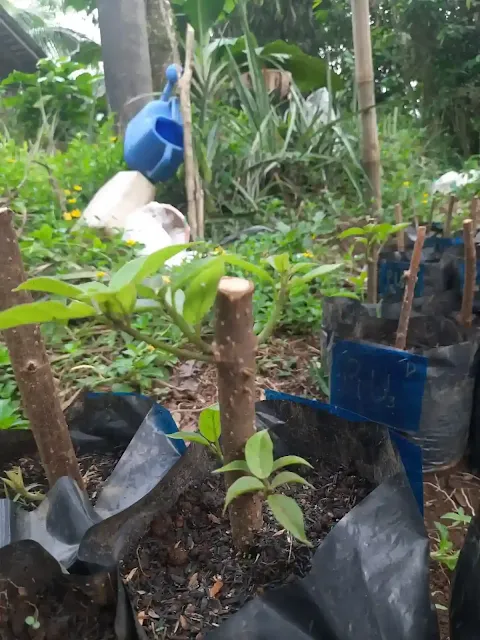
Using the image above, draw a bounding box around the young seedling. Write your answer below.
[338,222,409,303]
[214,429,313,546]
[430,522,459,571]
[168,404,223,461]
[2,467,45,504]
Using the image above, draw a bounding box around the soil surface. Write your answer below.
[122,466,374,639]
[423,468,480,640]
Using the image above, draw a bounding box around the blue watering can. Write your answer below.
[124,65,184,184]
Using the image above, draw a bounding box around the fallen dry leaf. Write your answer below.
[208,513,221,525]
[179,614,189,630]
[147,609,160,620]
[188,572,199,590]
[209,579,224,598]
[124,567,138,583]
[137,611,146,626]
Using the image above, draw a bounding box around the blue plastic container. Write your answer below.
[124,65,184,183]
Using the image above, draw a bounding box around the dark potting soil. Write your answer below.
[0,450,125,505]
[122,465,374,639]
[0,572,118,640]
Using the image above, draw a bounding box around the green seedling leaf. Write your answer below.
[245,430,274,479]
[299,264,343,284]
[15,277,84,299]
[224,476,265,510]
[108,283,137,316]
[136,284,157,299]
[290,262,318,275]
[167,432,211,446]
[183,259,225,325]
[390,223,410,234]
[270,471,313,491]
[25,616,39,628]
[213,460,250,474]
[266,253,290,273]
[272,455,313,472]
[267,494,311,546]
[223,254,274,283]
[0,300,96,329]
[199,404,221,442]
[338,227,366,239]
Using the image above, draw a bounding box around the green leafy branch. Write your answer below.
[0,243,343,357]
[338,222,409,303]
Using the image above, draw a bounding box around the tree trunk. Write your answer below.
[97,0,153,126]
[145,0,180,93]
[215,277,262,551]
[0,210,83,490]
[351,0,382,211]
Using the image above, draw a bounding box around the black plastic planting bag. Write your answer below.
[322,297,479,471]
[0,395,213,640]
[209,394,437,640]
[438,243,480,313]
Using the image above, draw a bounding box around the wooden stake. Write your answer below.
[394,203,405,252]
[395,226,426,351]
[470,196,479,236]
[0,210,83,489]
[444,195,457,238]
[459,218,476,328]
[215,277,262,550]
[351,0,382,211]
[178,24,205,239]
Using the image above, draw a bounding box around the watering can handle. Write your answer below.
[161,64,181,102]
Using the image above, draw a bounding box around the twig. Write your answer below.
[110,319,213,363]
[162,298,212,354]
[459,218,476,328]
[444,195,457,239]
[394,203,405,252]
[470,196,479,236]
[179,25,204,239]
[395,225,426,350]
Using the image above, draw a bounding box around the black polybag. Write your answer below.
[0,394,212,640]
[321,297,479,471]
[209,394,438,640]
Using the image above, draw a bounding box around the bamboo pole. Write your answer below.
[215,277,262,550]
[178,25,205,239]
[351,0,382,211]
[394,203,405,252]
[395,226,426,351]
[0,210,83,489]
[444,195,457,238]
[470,196,479,236]
[459,219,476,328]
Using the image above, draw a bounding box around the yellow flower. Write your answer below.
[162,275,171,284]
[6,158,15,164]
[110,136,118,143]
[96,271,106,278]
[302,250,314,258]
[125,239,137,246]
[73,185,82,192]
[213,246,225,255]
[70,209,81,218]
[422,199,428,205]
[423,192,429,198]
[64,189,71,196]
[403,181,410,187]
[63,212,72,221]
[67,198,77,204]
[147,344,155,352]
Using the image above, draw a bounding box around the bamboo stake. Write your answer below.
[215,277,262,550]
[0,210,83,489]
[444,195,457,238]
[459,219,476,328]
[178,25,204,239]
[470,196,479,236]
[351,0,382,211]
[395,226,426,351]
[394,203,405,252]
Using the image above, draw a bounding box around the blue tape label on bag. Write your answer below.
[330,340,427,432]
[378,260,425,298]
